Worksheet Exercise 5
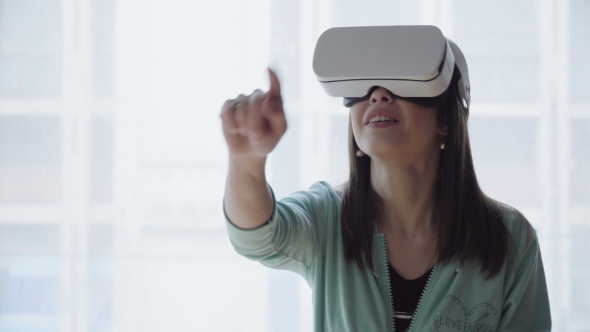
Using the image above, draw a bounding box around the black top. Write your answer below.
[388,263,433,332]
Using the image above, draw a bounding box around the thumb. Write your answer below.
[267,68,281,99]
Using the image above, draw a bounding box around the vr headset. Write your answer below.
[312,25,470,114]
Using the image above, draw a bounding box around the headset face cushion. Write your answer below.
[343,86,449,108]
[343,66,461,109]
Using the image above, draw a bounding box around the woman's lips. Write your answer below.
[365,108,400,125]
[366,121,400,128]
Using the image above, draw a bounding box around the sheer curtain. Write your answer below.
[0,0,588,331]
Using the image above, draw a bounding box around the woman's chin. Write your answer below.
[364,147,402,158]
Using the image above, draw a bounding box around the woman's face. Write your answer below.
[350,87,447,160]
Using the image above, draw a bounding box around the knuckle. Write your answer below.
[222,102,232,111]
[251,91,264,102]
[240,96,250,104]
[222,100,234,110]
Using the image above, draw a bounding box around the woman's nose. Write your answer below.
[370,87,394,104]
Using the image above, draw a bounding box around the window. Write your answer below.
[570,0,590,103]
[332,0,419,27]
[88,224,113,332]
[270,0,300,102]
[91,114,113,204]
[0,224,60,331]
[469,116,540,206]
[92,0,114,98]
[570,118,590,206]
[0,115,61,203]
[570,225,590,327]
[0,0,62,98]
[453,0,538,102]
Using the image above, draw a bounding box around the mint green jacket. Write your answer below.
[223,181,551,332]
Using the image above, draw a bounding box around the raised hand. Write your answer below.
[220,68,287,160]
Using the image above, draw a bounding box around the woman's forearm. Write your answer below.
[223,156,273,229]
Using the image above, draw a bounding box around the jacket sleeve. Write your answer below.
[223,181,329,281]
[497,232,552,331]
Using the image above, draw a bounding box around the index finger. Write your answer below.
[267,68,281,99]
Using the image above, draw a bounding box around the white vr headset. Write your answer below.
[312,25,470,114]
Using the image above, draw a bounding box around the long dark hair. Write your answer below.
[337,72,520,279]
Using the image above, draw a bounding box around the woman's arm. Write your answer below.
[497,234,552,331]
[224,156,273,230]
[221,69,321,279]
[220,68,287,229]
[223,181,330,280]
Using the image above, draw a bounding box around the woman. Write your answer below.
[221,67,551,331]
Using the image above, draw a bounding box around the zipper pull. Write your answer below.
[373,268,378,278]
[456,262,463,273]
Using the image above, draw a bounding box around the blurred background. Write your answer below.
[0,0,588,331]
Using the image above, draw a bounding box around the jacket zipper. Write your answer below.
[379,233,396,332]
[406,258,439,332]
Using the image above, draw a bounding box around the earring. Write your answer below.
[440,142,445,150]
[356,150,365,157]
